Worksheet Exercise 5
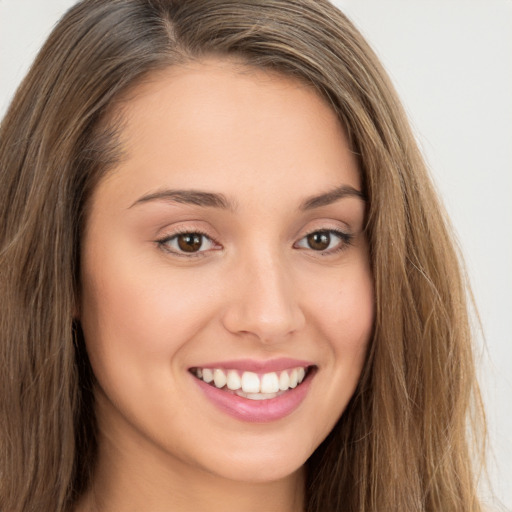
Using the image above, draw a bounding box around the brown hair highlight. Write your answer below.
[0,1,485,511]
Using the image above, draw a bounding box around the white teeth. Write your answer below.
[289,368,298,388]
[213,369,226,388]
[226,370,241,390]
[202,368,213,383]
[238,391,279,400]
[193,366,310,396]
[279,371,290,391]
[260,372,279,394]
[241,371,260,393]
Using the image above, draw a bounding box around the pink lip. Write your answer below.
[189,357,314,373]
[190,366,316,423]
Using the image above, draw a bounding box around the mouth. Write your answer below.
[189,365,316,401]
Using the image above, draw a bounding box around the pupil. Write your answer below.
[177,233,202,252]
[308,231,330,251]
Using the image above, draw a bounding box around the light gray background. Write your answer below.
[1,0,510,509]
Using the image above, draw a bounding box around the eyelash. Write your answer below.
[294,228,354,255]
[156,228,219,258]
[156,228,354,258]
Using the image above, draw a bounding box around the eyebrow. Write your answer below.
[299,184,366,210]
[129,183,365,211]
[129,189,236,211]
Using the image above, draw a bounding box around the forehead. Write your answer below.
[94,58,360,209]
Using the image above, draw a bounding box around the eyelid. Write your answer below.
[155,227,221,257]
[154,223,354,258]
[294,228,354,254]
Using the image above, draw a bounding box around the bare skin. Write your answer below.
[76,58,374,512]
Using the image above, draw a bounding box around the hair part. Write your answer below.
[0,1,485,511]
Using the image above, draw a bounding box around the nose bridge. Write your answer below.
[222,244,305,341]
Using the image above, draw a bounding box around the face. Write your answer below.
[80,59,374,485]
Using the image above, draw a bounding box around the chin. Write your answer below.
[193,435,314,484]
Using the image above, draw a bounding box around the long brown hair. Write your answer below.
[0,1,485,510]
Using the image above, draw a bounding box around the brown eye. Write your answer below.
[158,231,217,256]
[306,231,331,251]
[177,233,203,252]
[295,229,353,254]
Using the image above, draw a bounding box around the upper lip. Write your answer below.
[189,358,314,373]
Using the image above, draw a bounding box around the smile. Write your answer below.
[190,366,309,400]
[189,362,316,422]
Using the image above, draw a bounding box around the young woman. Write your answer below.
[0,1,485,511]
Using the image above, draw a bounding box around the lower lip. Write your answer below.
[192,370,314,423]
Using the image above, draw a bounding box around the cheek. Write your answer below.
[329,289,373,393]
[307,259,374,351]
[305,256,373,384]
[79,241,219,379]
[78,251,224,443]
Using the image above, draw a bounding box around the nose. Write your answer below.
[221,249,306,343]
